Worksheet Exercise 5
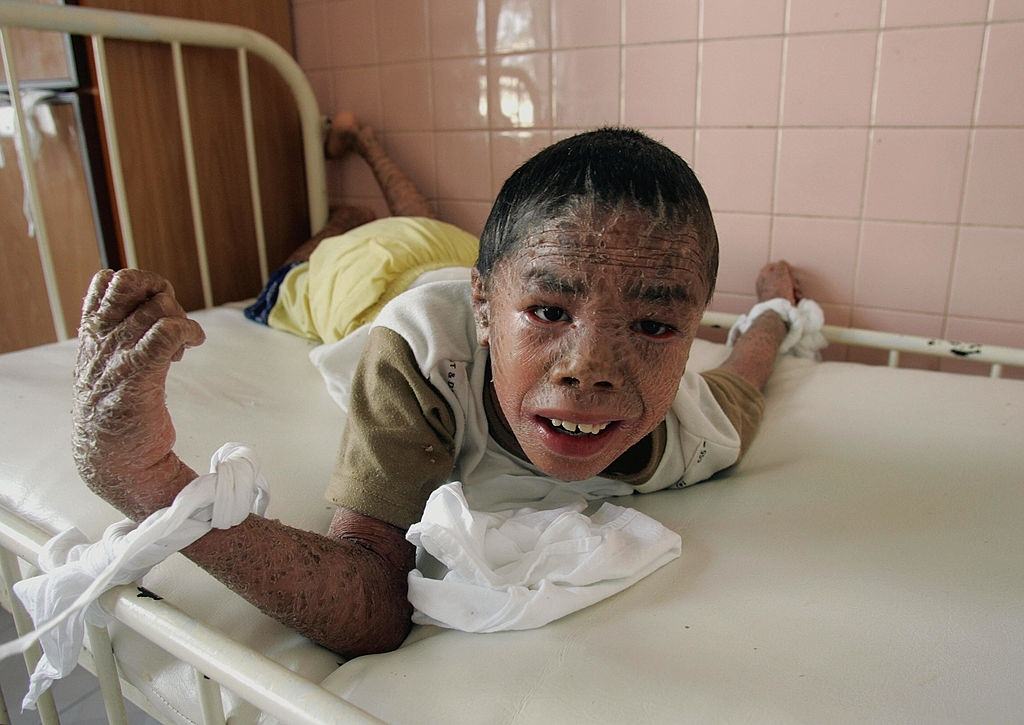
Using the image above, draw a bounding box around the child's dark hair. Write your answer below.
[476,127,718,303]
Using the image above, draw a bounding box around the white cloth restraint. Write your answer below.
[727,297,828,359]
[406,483,682,633]
[0,443,268,710]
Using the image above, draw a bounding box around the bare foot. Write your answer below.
[73,270,205,520]
[325,111,362,159]
[756,260,802,305]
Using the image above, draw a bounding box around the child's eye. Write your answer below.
[530,306,571,323]
[634,320,675,338]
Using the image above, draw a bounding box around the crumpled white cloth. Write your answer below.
[727,297,828,359]
[406,482,681,633]
[0,443,268,710]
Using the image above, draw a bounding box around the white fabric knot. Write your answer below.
[727,297,828,359]
[0,443,268,710]
[406,483,681,633]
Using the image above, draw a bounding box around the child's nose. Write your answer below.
[550,334,624,390]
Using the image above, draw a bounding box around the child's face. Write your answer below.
[472,207,710,482]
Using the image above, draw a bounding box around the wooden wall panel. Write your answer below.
[80,0,308,310]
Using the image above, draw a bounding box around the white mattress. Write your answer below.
[1,303,1022,723]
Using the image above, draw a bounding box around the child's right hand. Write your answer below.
[755,260,802,305]
[72,269,204,520]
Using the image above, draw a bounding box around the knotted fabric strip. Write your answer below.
[406,482,682,633]
[727,297,828,359]
[0,443,268,710]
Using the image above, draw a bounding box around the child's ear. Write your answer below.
[470,268,490,347]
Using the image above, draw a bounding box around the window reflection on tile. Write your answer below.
[488,0,551,53]
[488,52,551,127]
[433,58,489,129]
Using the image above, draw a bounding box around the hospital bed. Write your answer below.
[1,4,1022,723]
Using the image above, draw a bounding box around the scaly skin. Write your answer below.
[73,269,205,519]
[718,260,803,391]
[331,111,434,219]
[72,269,414,657]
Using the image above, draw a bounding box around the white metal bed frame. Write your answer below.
[0,2,1022,724]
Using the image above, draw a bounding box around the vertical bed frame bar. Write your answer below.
[86,623,129,725]
[195,668,228,725]
[3,1,328,285]
[0,548,59,724]
[0,27,68,342]
[170,40,214,308]
[92,35,138,270]
[238,48,270,286]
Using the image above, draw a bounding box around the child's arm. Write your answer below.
[73,269,414,657]
[714,261,801,392]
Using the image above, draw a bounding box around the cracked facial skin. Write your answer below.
[472,204,710,482]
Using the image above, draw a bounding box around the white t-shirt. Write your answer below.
[312,280,743,513]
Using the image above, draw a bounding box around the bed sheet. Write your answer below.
[320,354,1024,723]
[1,303,1022,723]
[0,302,347,724]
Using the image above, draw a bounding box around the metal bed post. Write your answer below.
[2,1,329,276]
[170,40,214,309]
[238,47,270,286]
[195,668,227,725]
[0,548,60,724]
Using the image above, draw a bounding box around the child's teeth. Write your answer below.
[548,419,610,435]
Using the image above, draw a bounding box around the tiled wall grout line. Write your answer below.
[940,0,996,338]
[691,0,705,170]
[423,0,439,207]
[318,1,1024,348]
[617,0,625,125]
[767,0,793,265]
[364,122,1024,133]
[301,16,1024,71]
[362,123,1024,134]
[850,0,889,318]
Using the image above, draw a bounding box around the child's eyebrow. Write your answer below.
[623,282,697,306]
[522,269,586,296]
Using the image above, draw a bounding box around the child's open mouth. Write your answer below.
[534,415,621,458]
[545,418,612,436]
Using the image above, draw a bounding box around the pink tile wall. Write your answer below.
[293,0,1024,370]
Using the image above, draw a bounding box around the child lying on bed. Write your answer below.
[72,117,803,657]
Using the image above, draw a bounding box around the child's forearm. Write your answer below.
[92,459,413,659]
[182,510,414,658]
[715,310,788,392]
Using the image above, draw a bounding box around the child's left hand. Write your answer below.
[756,260,802,305]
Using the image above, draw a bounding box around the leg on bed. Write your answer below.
[331,111,434,219]
[283,113,435,266]
[283,203,377,264]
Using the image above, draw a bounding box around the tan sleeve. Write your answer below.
[700,368,765,458]
[325,326,457,530]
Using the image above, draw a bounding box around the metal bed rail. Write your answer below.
[701,311,1024,378]
[0,3,356,723]
[0,505,381,724]
[0,1,329,337]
